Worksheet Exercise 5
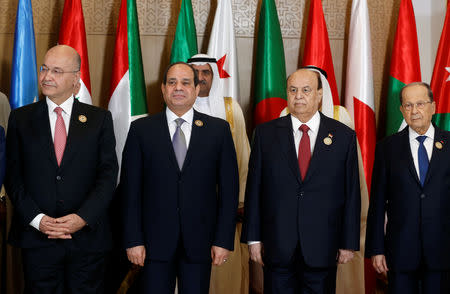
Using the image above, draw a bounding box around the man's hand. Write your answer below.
[126,245,146,267]
[338,249,355,264]
[54,214,86,234]
[249,243,264,266]
[371,254,388,274]
[211,246,230,266]
[40,215,72,239]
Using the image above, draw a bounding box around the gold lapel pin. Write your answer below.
[195,120,203,127]
[435,141,443,150]
[78,115,87,123]
[323,133,333,145]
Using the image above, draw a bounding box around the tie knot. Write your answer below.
[175,118,184,128]
[299,124,309,133]
[416,135,427,144]
[54,107,63,116]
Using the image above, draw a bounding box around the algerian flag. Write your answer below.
[108,0,148,167]
[170,0,198,63]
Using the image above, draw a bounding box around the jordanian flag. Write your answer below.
[385,0,421,136]
[253,0,287,126]
[108,0,147,166]
[58,0,92,104]
[170,0,198,63]
[431,0,450,131]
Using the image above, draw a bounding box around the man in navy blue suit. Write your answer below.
[241,67,361,294]
[366,82,450,293]
[120,62,239,294]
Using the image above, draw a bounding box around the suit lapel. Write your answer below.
[33,100,58,166]
[303,113,334,183]
[59,99,84,169]
[181,110,201,171]
[399,127,421,186]
[276,115,301,185]
[423,126,447,186]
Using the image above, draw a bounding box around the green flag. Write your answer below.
[253,0,287,126]
[170,0,198,63]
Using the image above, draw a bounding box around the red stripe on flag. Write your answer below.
[431,1,450,115]
[353,97,376,194]
[389,0,421,84]
[58,0,91,93]
[110,0,129,97]
[303,0,340,106]
[253,97,287,126]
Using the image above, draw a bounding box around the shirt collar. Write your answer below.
[166,107,194,125]
[291,111,321,134]
[46,96,74,116]
[408,124,435,142]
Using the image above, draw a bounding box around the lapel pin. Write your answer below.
[78,115,87,123]
[195,120,203,127]
[435,141,443,150]
[323,133,333,145]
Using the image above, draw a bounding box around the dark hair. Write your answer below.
[399,82,433,104]
[287,66,324,90]
[162,62,199,86]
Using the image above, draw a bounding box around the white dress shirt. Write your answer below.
[248,112,321,245]
[30,96,75,231]
[408,125,435,179]
[166,107,194,147]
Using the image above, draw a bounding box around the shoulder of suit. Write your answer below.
[75,100,109,115]
[195,110,230,129]
[10,99,44,118]
[320,113,355,135]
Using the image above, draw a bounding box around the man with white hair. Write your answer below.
[188,54,250,294]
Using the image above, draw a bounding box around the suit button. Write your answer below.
[177,208,180,212]
[56,176,61,181]
[300,192,304,197]
[420,194,426,199]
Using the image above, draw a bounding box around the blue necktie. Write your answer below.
[416,136,429,186]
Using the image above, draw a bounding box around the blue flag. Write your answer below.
[10,0,38,110]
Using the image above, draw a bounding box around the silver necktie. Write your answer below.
[172,118,187,169]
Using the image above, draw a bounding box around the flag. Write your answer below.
[344,1,376,293]
[58,0,92,104]
[10,0,38,110]
[108,0,148,166]
[253,0,287,126]
[431,0,450,131]
[385,0,421,136]
[170,0,198,63]
[207,0,240,103]
[302,0,340,106]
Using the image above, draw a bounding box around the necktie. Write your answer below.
[298,124,311,180]
[173,118,187,169]
[416,136,429,186]
[54,107,67,166]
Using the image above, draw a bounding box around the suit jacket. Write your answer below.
[121,109,239,262]
[0,126,5,188]
[365,125,450,271]
[5,99,118,252]
[241,113,361,268]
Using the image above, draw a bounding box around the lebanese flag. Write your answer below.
[431,0,450,131]
[58,0,92,104]
[108,0,148,166]
[302,0,340,105]
[344,1,376,293]
[385,0,421,136]
[207,0,240,103]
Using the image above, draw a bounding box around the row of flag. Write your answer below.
[7,1,450,292]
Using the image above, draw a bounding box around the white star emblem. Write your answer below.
[447,67,450,82]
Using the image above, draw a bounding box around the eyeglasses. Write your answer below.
[288,86,314,96]
[39,66,79,76]
[402,101,432,111]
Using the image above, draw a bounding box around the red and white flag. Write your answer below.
[303,0,340,105]
[207,0,240,103]
[58,0,92,104]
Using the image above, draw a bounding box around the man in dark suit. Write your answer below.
[366,82,450,293]
[5,45,118,294]
[241,67,361,293]
[121,62,239,293]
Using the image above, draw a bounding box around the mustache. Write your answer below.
[199,80,207,85]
